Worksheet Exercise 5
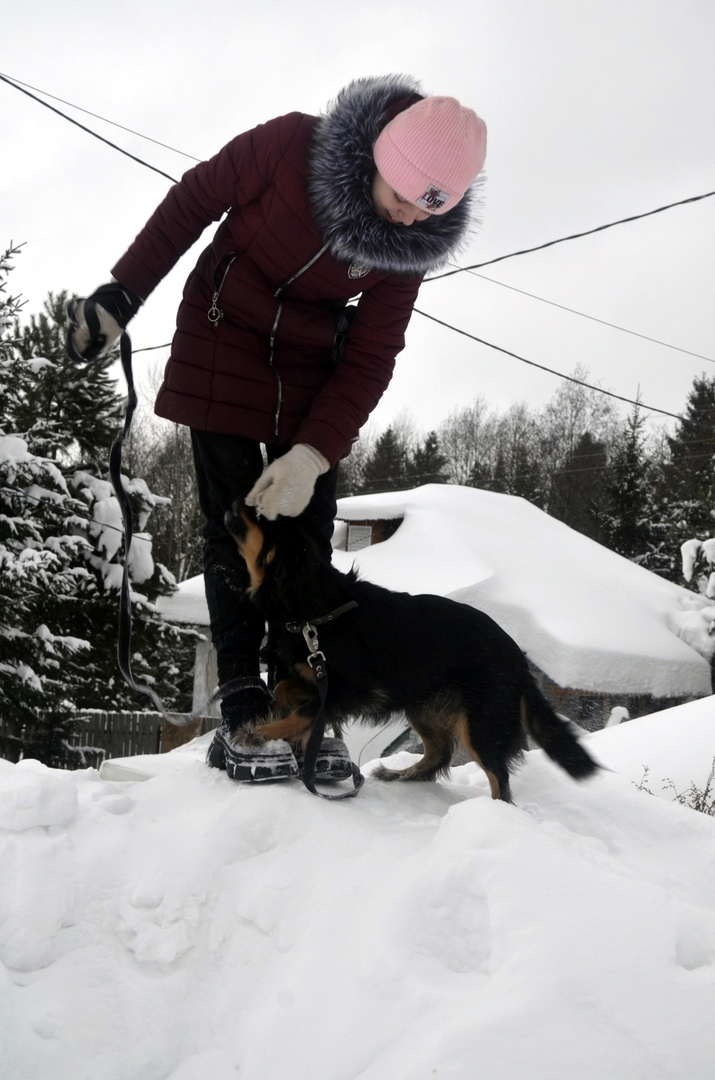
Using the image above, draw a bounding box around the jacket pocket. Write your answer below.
[331,303,358,364]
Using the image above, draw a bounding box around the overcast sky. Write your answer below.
[3,0,714,437]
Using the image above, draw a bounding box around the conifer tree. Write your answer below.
[600,404,658,562]
[0,252,196,765]
[547,431,609,541]
[407,431,448,487]
[1,248,90,763]
[663,375,715,551]
[124,419,203,582]
[360,426,412,493]
[12,290,123,469]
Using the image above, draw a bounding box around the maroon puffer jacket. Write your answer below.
[111,76,478,464]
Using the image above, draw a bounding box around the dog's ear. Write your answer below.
[224,503,274,594]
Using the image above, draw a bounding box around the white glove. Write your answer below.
[246,444,330,519]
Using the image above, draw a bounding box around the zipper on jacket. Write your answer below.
[269,243,330,439]
[207,253,238,325]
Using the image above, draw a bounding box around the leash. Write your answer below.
[288,604,364,800]
[109,331,199,726]
[66,305,196,726]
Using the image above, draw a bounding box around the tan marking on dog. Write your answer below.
[374,698,456,782]
[273,677,315,714]
[294,661,316,684]
[454,713,503,800]
[252,710,314,744]
[235,512,269,594]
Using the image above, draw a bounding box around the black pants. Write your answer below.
[190,429,339,688]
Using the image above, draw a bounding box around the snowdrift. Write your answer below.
[1,698,715,1080]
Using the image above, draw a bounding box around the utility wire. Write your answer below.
[3,69,711,415]
[413,308,684,421]
[0,72,201,163]
[0,72,179,185]
[426,189,715,280]
[450,266,715,364]
[1,486,152,543]
[4,67,713,299]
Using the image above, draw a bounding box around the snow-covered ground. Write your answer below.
[4,483,715,1078]
[1,697,715,1080]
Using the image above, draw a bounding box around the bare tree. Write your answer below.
[437,396,498,486]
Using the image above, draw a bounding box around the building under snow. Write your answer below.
[159,485,714,733]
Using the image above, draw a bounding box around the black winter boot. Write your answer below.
[206,677,299,781]
[293,736,354,782]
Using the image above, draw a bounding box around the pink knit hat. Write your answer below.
[373,96,487,215]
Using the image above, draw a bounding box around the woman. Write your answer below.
[68,74,487,781]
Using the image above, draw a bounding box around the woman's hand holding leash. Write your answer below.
[66,281,142,362]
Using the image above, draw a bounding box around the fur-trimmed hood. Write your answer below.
[308,75,483,276]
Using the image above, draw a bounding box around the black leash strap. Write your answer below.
[67,301,197,727]
[298,621,364,800]
[285,600,358,634]
[108,331,197,726]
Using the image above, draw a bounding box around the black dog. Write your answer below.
[224,501,598,802]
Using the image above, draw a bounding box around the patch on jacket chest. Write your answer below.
[348,262,371,280]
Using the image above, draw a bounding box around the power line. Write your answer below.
[413,308,684,421]
[426,189,715,280]
[451,267,715,364]
[3,69,711,412]
[0,72,201,163]
[0,72,179,185]
[5,67,713,290]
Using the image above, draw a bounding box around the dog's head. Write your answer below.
[224,500,326,611]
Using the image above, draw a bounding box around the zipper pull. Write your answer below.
[208,253,238,325]
[207,293,223,325]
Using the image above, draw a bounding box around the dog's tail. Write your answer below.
[520,674,598,780]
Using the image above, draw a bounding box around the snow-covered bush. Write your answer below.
[0,246,198,766]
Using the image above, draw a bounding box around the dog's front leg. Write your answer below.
[273,676,315,715]
[243,676,316,746]
[250,708,317,747]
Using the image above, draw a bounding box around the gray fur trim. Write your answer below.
[308,74,483,276]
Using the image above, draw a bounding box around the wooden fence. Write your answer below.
[70,711,162,763]
[2,711,219,769]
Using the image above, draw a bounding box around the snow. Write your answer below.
[0,435,68,493]
[1,700,715,1079]
[0,434,32,463]
[3,483,715,1078]
[126,532,155,584]
[160,485,713,698]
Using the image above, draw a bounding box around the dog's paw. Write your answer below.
[238,724,267,747]
[372,762,401,782]
[372,761,441,783]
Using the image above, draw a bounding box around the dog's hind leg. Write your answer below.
[455,707,523,803]
[373,698,456,783]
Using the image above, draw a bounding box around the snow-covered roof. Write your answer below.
[159,485,713,698]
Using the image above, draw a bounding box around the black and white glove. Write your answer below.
[66,282,142,362]
[246,444,330,519]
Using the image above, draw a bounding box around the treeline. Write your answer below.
[337,374,715,585]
